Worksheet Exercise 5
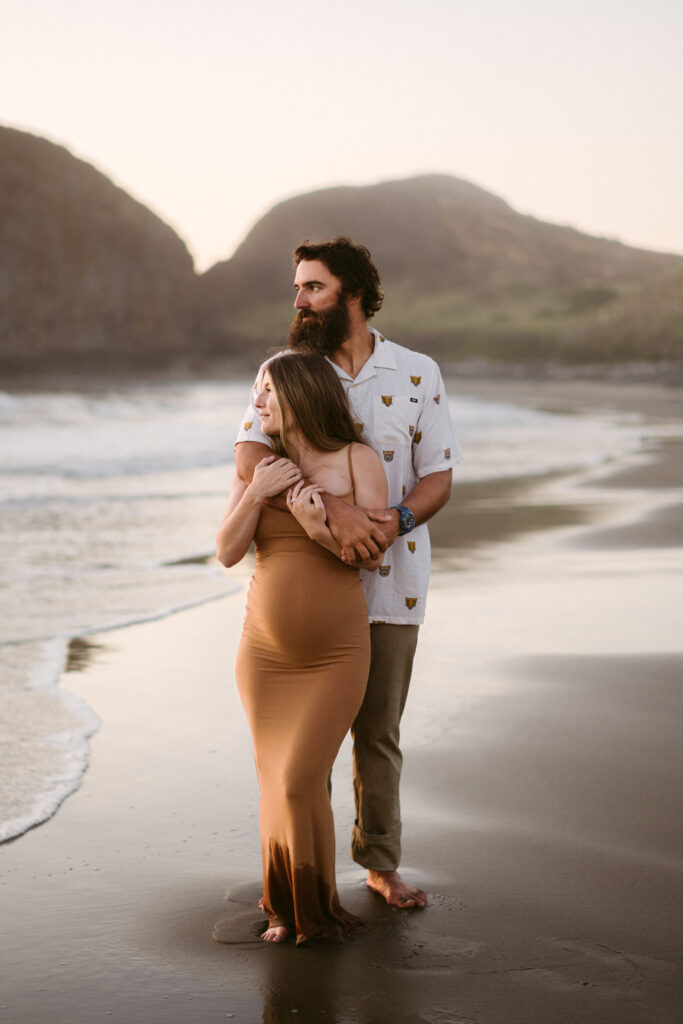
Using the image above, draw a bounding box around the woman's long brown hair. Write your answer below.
[267,353,359,456]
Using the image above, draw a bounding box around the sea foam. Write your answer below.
[0,377,646,844]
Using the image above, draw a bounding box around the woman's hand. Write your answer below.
[248,456,302,502]
[286,480,326,535]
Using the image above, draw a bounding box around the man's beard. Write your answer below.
[287,298,350,355]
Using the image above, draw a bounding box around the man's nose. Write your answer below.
[294,290,309,309]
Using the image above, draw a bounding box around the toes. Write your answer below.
[395,889,427,908]
[366,875,428,908]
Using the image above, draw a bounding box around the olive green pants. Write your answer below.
[350,622,420,871]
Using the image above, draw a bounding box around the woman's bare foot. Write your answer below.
[261,924,289,943]
[366,869,427,908]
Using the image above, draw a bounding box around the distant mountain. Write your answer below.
[1,127,682,375]
[198,175,683,363]
[0,126,195,374]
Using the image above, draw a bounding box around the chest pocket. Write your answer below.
[372,395,416,445]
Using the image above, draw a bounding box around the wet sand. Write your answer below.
[1,378,682,1023]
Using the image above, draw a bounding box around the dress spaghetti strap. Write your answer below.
[346,444,357,501]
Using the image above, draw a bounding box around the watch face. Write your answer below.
[399,507,415,533]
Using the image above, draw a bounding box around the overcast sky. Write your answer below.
[2,0,681,271]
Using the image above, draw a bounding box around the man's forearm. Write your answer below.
[234,441,274,484]
[401,469,453,526]
[369,469,453,549]
[323,492,390,563]
[234,441,301,509]
[327,471,453,567]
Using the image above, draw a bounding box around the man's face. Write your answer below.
[287,260,350,354]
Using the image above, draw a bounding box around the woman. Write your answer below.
[216,353,387,945]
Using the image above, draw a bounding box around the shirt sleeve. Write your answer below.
[412,359,462,478]
[234,363,274,449]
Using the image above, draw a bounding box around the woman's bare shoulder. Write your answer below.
[350,441,382,470]
[350,443,386,497]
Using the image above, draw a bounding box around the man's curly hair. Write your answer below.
[293,236,384,319]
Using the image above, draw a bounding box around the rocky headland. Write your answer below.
[2,125,682,378]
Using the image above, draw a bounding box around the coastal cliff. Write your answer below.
[2,126,682,375]
[0,127,195,374]
[198,174,683,364]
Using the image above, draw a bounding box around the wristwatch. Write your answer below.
[393,504,416,536]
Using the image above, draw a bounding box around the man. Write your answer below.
[234,237,460,908]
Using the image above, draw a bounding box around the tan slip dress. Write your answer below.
[235,444,369,944]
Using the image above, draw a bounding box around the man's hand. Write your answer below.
[367,507,400,547]
[358,471,454,564]
[324,494,392,564]
[342,508,399,569]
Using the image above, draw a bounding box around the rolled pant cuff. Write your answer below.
[351,823,402,871]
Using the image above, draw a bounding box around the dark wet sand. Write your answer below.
[1,378,682,1023]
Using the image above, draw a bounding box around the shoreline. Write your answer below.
[1,371,662,848]
[2,356,682,394]
[1,378,682,1021]
[0,584,242,847]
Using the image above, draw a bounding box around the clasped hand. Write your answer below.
[249,455,302,501]
[286,480,326,533]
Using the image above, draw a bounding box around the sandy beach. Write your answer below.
[2,377,682,1024]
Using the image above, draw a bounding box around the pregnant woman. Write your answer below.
[216,353,387,945]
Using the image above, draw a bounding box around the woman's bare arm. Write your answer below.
[341,445,388,570]
[322,444,391,564]
[234,441,303,511]
[216,456,302,567]
[288,445,388,571]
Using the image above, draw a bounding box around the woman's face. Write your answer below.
[254,370,283,436]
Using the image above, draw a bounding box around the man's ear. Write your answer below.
[344,289,363,310]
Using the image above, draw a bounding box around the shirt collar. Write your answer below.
[370,329,397,369]
[327,328,396,383]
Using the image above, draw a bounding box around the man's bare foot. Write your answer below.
[261,924,289,943]
[366,869,427,908]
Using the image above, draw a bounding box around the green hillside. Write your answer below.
[198,175,683,364]
[1,125,681,375]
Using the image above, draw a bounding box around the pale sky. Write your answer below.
[2,0,681,271]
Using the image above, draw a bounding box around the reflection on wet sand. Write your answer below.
[1,378,682,1023]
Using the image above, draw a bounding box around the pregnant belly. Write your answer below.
[243,556,368,667]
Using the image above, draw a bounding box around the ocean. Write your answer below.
[0,374,645,843]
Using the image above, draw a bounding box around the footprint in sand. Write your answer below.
[418,1013,479,1024]
[212,909,265,945]
[530,937,679,998]
[212,880,266,945]
[371,935,487,977]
